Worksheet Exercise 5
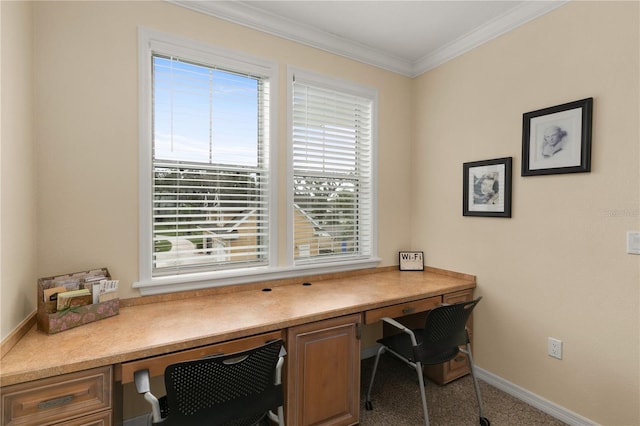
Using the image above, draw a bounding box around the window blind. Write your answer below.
[292,79,374,263]
[152,54,270,276]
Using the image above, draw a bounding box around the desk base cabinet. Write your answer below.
[379,290,474,385]
[423,289,474,385]
[1,366,112,426]
[56,411,111,426]
[286,314,361,426]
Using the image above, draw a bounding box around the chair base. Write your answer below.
[365,299,488,426]
[365,343,489,426]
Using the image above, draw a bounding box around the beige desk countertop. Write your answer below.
[0,267,475,388]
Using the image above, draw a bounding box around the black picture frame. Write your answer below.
[522,98,593,176]
[399,251,424,271]
[463,157,512,218]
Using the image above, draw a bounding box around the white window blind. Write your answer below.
[151,54,270,277]
[292,76,374,263]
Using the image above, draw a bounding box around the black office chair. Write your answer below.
[134,339,286,426]
[365,297,489,426]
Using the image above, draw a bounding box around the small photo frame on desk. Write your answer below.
[399,251,424,271]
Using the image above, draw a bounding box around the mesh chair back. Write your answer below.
[162,339,284,426]
[414,297,481,365]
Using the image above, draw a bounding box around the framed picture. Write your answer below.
[522,97,593,176]
[463,157,512,218]
[399,251,424,271]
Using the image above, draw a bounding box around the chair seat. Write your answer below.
[155,394,271,426]
[377,330,461,366]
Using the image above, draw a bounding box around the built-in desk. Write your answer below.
[0,266,475,426]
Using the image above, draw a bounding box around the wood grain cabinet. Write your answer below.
[286,314,361,426]
[377,290,475,385]
[56,411,111,426]
[1,366,112,426]
[424,289,475,385]
[117,330,283,385]
[364,296,441,325]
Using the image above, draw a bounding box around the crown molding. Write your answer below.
[168,0,568,78]
[169,0,414,75]
[414,1,569,75]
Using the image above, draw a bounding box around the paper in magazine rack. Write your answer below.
[37,267,119,334]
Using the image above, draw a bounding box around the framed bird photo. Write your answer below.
[463,157,512,218]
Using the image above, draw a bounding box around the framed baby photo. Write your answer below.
[521,97,593,176]
[463,157,512,218]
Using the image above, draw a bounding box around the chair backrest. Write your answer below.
[162,339,284,426]
[414,297,481,365]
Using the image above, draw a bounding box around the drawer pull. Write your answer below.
[454,356,466,363]
[38,394,74,410]
[402,307,415,315]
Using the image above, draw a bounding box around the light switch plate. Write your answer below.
[627,232,640,254]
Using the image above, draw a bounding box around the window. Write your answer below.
[151,55,270,276]
[289,68,377,266]
[136,31,378,295]
[137,29,277,293]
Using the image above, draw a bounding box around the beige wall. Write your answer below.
[2,1,638,424]
[1,1,38,339]
[412,2,639,424]
[27,0,413,303]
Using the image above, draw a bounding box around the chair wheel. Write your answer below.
[479,417,490,426]
[365,400,373,411]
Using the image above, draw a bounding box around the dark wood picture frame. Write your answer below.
[522,97,593,176]
[463,157,512,218]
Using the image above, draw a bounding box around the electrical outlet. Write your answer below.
[548,337,562,359]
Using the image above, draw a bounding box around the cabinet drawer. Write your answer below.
[364,296,441,324]
[1,366,112,426]
[447,352,470,376]
[443,289,474,305]
[57,410,111,426]
[424,289,474,385]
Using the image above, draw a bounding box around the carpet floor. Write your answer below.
[359,355,568,426]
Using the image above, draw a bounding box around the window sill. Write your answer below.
[133,257,381,296]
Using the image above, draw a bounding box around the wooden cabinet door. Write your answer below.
[286,314,361,426]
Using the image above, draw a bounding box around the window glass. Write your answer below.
[137,30,378,294]
[291,73,375,264]
[150,55,270,277]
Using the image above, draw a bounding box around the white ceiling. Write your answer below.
[170,0,568,77]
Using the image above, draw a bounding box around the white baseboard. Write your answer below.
[361,344,381,360]
[475,367,599,426]
[361,347,597,426]
[123,414,149,426]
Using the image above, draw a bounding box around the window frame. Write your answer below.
[136,28,279,294]
[286,66,379,271]
[135,30,379,296]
